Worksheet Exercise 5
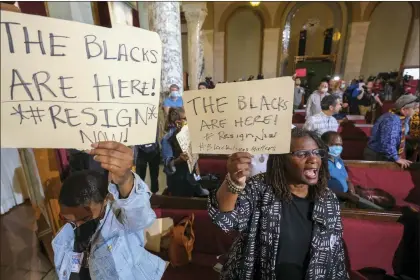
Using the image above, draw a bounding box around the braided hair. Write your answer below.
[266,128,329,202]
[165,107,185,155]
[165,107,185,131]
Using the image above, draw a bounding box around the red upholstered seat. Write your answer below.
[343,218,403,275]
[346,165,420,208]
[153,207,404,280]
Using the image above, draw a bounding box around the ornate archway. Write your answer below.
[275,2,348,76]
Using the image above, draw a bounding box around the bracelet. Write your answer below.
[225,173,245,194]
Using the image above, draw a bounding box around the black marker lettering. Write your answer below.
[116,109,131,127]
[49,33,69,56]
[84,35,102,59]
[23,27,45,55]
[150,50,158,63]
[1,22,20,53]
[99,108,117,128]
[186,97,201,115]
[81,107,97,126]
[118,79,129,98]
[58,76,75,98]
[117,44,128,61]
[237,96,246,110]
[103,40,117,60]
[142,48,149,62]
[33,71,57,100]
[10,69,33,100]
[49,105,66,129]
[93,74,114,101]
[129,47,140,62]
[64,108,81,127]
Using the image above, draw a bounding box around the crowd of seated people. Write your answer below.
[54,72,420,280]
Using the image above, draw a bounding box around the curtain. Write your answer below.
[109,2,133,26]
[0,148,28,214]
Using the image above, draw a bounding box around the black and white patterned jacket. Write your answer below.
[208,173,349,280]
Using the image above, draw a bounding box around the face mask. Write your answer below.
[329,145,343,157]
[72,217,101,252]
[321,88,328,93]
[170,91,180,98]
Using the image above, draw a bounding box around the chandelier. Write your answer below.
[250,2,260,7]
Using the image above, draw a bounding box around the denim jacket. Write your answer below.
[52,173,165,280]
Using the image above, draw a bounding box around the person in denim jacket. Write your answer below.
[161,107,209,197]
[52,141,165,280]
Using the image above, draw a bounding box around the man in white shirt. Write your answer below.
[303,95,341,136]
[305,81,330,118]
[250,124,296,177]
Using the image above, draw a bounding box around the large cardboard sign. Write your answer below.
[1,11,162,149]
[183,77,294,154]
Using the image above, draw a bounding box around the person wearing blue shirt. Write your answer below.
[364,95,419,168]
[162,84,183,116]
[321,131,357,203]
[52,141,165,280]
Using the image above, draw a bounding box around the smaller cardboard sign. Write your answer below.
[176,125,199,173]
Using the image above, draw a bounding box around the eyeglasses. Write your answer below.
[290,149,327,159]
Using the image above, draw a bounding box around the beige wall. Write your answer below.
[226,9,262,82]
[286,3,334,75]
[404,18,419,67]
[360,2,412,77]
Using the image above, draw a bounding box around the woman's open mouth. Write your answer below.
[303,168,318,180]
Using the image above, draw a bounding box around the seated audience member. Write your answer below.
[161,107,209,197]
[53,141,165,280]
[162,84,183,116]
[134,131,160,194]
[321,131,357,200]
[198,82,208,90]
[303,95,341,136]
[208,128,348,279]
[293,78,305,110]
[305,81,330,118]
[364,95,419,168]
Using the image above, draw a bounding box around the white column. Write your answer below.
[137,2,150,30]
[149,2,184,93]
[149,2,183,140]
[182,3,207,90]
[213,31,225,82]
[202,29,214,79]
[262,28,280,79]
[343,22,370,81]
[109,2,133,26]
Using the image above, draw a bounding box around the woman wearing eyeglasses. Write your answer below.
[53,141,165,280]
[208,128,348,280]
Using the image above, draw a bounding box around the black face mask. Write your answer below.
[73,218,100,253]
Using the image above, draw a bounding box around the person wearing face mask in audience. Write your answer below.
[293,78,305,110]
[53,141,165,280]
[321,132,357,201]
[305,81,330,118]
[162,84,183,116]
